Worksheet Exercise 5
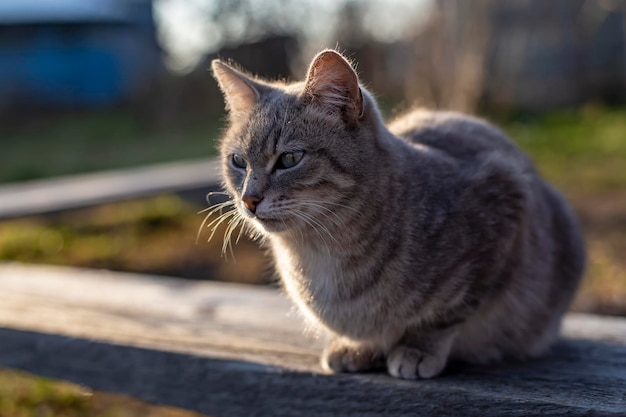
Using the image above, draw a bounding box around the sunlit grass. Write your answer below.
[0,194,268,284]
[0,369,206,417]
[0,370,87,417]
[505,106,626,194]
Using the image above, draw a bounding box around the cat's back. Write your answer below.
[389,109,584,361]
[388,109,529,170]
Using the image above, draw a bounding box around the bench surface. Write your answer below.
[0,263,625,416]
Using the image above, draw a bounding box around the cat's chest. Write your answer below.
[271,239,388,339]
[272,240,342,303]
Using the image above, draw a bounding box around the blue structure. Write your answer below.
[0,0,162,108]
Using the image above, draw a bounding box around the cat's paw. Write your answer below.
[386,345,446,379]
[321,341,383,373]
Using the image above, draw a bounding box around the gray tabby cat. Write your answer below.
[211,50,585,379]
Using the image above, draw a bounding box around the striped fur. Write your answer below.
[211,50,585,379]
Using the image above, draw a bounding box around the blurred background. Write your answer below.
[1,0,626,415]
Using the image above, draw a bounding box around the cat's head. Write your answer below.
[212,50,385,238]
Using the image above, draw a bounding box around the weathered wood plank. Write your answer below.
[0,263,625,416]
[0,158,221,218]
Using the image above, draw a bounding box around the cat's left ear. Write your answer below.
[302,50,364,123]
[211,60,262,119]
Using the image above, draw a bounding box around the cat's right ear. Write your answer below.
[302,50,363,124]
[211,60,260,119]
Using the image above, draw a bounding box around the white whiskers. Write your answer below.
[197,193,355,259]
[197,193,251,260]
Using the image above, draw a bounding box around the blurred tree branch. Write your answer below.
[407,0,494,112]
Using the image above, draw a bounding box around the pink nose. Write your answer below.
[242,195,261,213]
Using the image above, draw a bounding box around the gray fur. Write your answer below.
[211,50,585,379]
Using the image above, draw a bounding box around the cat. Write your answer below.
[210,49,585,379]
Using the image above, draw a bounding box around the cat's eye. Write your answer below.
[231,154,247,169]
[276,151,304,170]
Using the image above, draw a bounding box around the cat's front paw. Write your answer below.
[386,345,446,379]
[321,341,383,373]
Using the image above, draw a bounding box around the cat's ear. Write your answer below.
[211,60,261,118]
[302,50,363,122]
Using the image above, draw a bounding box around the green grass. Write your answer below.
[0,371,88,417]
[504,106,626,194]
[0,368,205,417]
[1,110,221,182]
[0,194,268,284]
[0,370,88,417]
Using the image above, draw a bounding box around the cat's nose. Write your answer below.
[242,195,262,214]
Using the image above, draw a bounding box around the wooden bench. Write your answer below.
[0,263,624,416]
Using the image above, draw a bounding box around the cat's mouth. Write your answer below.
[254,214,278,223]
[238,207,280,224]
[251,215,290,233]
[239,203,283,225]
[238,203,296,233]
